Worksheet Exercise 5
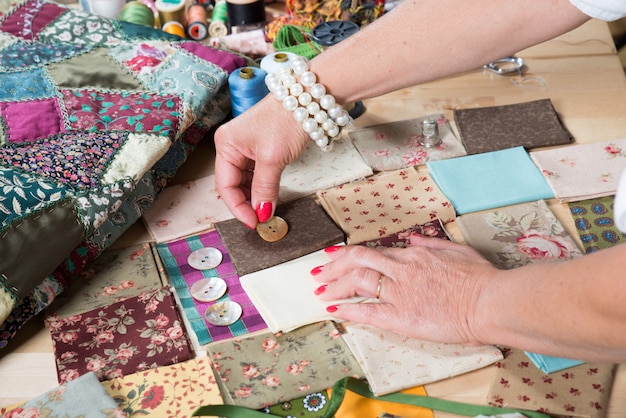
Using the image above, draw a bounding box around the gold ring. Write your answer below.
[375,276,383,299]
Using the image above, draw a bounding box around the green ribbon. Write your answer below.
[193,377,551,418]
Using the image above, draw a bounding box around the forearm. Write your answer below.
[308,0,589,104]
[475,244,626,362]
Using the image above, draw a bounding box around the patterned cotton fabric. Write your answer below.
[568,195,626,253]
[0,0,244,350]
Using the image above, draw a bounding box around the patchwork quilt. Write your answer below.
[0,0,245,349]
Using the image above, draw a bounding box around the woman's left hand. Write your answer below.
[312,234,499,345]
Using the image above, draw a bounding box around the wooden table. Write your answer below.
[1,18,625,417]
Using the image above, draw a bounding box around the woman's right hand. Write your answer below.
[214,96,310,229]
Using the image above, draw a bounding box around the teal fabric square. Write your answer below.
[426,146,554,214]
[524,352,585,374]
[0,67,56,101]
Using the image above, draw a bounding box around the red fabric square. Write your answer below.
[47,287,194,383]
[1,98,63,143]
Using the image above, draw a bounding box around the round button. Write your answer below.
[256,216,289,242]
[188,247,223,270]
[190,277,227,302]
[204,301,242,326]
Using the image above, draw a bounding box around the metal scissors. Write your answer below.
[483,56,525,76]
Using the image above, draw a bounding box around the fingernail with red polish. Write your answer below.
[324,245,342,253]
[326,304,339,313]
[314,284,327,295]
[255,201,273,223]
[310,265,324,276]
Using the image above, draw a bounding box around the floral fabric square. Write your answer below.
[142,175,234,243]
[348,114,466,171]
[342,322,503,396]
[452,99,572,155]
[427,146,554,215]
[208,321,364,410]
[45,243,167,318]
[356,219,451,247]
[529,138,626,202]
[279,139,373,204]
[456,200,583,270]
[316,168,456,244]
[1,372,122,418]
[47,287,193,383]
[156,230,267,345]
[568,195,626,253]
[487,347,616,418]
[215,197,345,276]
[240,246,365,334]
[103,356,223,418]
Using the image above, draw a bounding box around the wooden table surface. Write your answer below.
[1,18,625,417]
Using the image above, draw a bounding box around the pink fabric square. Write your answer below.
[2,98,63,143]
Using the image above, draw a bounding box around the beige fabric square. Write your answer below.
[316,168,456,244]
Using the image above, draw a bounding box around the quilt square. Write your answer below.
[1,98,63,143]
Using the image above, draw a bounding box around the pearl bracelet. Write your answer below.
[264,56,352,152]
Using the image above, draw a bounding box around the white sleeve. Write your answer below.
[615,169,626,233]
[569,0,626,21]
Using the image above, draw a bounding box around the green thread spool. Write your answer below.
[119,1,156,27]
[209,0,228,37]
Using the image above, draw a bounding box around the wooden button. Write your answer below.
[256,216,288,242]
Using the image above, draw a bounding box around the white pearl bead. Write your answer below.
[293,107,309,122]
[289,83,303,96]
[298,92,312,106]
[315,136,329,147]
[310,83,326,99]
[327,125,340,138]
[302,118,318,133]
[265,74,279,89]
[291,59,308,75]
[319,94,335,110]
[282,95,298,112]
[266,78,282,92]
[314,110,328,124]
[321,142,334,152]
[274,86,289,101]
[278,67,292,79]
[283,74,297,88]
[321,119,336,131]
[300,71,316,87]
[335,111,351,127]
[309,127,325,141]
[306,101,320,115]
[327,103,343,118]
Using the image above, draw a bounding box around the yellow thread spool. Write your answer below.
[162,20,186,37]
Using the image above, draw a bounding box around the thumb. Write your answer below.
[250,161,284,223]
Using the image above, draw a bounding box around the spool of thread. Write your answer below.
[209,0,228,37]
[186,4,208,40]
[119,1,156,27]
[260,51,299,74]
[228,66,269,117]
[162,20,186,37]
[156,0,186,28]
[225,0,266,28]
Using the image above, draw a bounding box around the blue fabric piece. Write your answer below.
[426,146,554,215]
[19,372,120,416]
[0,67,56,100]
[524,351,585,374]
[0,42,90,71]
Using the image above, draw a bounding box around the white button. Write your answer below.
[205,301,242,326]
[188,247,223,270]
[190,277,227,302]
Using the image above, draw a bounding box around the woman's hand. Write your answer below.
[214,97,310,229]
[312,234,500,345]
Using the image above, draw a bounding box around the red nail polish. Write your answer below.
[324,245,342,253]
[310,265,324,276]
[314,284,327,295]
[255,201,273,223]
[326,304,339,313]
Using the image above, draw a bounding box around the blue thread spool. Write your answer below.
[228,66,269,117]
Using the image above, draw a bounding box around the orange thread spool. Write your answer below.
[186,4,208,40]
[162,20,186,37]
